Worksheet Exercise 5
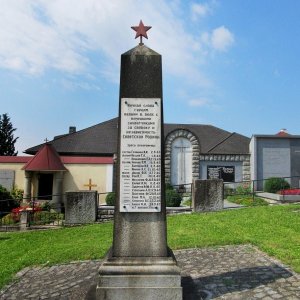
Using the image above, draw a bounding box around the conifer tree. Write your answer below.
[0,113,18,156]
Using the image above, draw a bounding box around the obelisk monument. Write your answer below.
[96,20,182,300]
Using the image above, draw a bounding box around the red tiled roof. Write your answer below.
[276,130,291,137]
[22,144,67,171]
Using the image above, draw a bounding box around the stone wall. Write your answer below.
[199,154,251,182]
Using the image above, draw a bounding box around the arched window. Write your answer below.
[171,137,192,186]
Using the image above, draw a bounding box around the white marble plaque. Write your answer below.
[120,98,161,212]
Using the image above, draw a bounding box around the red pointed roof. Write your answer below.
[276,129,291,137]
[22,143,66,171]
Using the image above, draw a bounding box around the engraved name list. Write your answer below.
[120,98,161,212]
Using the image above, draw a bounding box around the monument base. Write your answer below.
[96,247,182,300]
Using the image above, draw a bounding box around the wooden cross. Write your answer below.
[84,179,97,190]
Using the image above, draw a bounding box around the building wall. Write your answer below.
[0,160,113,204]
[257,139,290,179]
[199,154,251,185]
[64,163,112,204]
[200,161,243,182]
[250,136,300,190]
[254,138,290,190]
[0,162,25,191]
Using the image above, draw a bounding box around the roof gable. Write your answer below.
[25,118,250,156]
[22,144,66,171]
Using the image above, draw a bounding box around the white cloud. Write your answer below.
[0,0,234,89]
[211,26,235,51]
[191,3,211,21]
[200,25,234,52]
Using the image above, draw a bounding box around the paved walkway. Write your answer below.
[1,245,299,299]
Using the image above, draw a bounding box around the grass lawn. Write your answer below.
[226,194,269,206]
[0,204,300,289]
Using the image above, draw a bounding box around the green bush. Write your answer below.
[165,189,182,207]
[0,185,19,216]
[165,183,173,190]
[264,177,290,193]
[105,192,115,206]
[10,188,24,201]
[236,183,252,195]
[1,213,15,225]
[40,201,51,211]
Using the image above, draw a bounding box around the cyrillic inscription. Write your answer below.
[120,98,161,212]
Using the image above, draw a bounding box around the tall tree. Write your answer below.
[0,113,18,156]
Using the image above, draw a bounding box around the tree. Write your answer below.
[0,113,18,156]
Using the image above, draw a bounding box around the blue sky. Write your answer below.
[1,0,300,154]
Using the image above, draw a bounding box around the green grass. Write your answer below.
[0,204,300,289]
[226,195,269,206]
[0,223,113,289]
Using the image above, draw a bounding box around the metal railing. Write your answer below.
[0,194,65,231]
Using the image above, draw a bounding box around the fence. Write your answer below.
[0,194,65,232]
[224,176,300,202]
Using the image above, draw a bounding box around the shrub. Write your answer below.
[264,177,290,193]
[236,183,252,195]
[165,183,173,191]
[165,189,182,207]
[1,213,15,225]
[0,185,19,216]
[10,188,24,201]
[40,201,51,211]
[105,192,115,206]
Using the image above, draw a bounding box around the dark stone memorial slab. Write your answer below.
[96,21,182,300]
[192,179,224,212]
[65,191,97,224]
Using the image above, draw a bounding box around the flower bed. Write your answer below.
[278,189,300,195]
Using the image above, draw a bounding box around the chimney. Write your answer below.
[69,126,76,134]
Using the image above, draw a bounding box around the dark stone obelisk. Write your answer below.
[113,44,167,257]
[96,42,182,299]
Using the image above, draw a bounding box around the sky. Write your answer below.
[1,0,300,155]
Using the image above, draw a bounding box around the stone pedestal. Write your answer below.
[65,191,97,224]
[97,248,181,300]
[192,179,224,212]
[20,210,30,230]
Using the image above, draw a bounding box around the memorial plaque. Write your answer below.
[120,98,161,212]
[207,165,235,182]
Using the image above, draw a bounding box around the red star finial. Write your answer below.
[131,20,152,45]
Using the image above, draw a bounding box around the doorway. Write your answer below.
[38,173,53,200]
